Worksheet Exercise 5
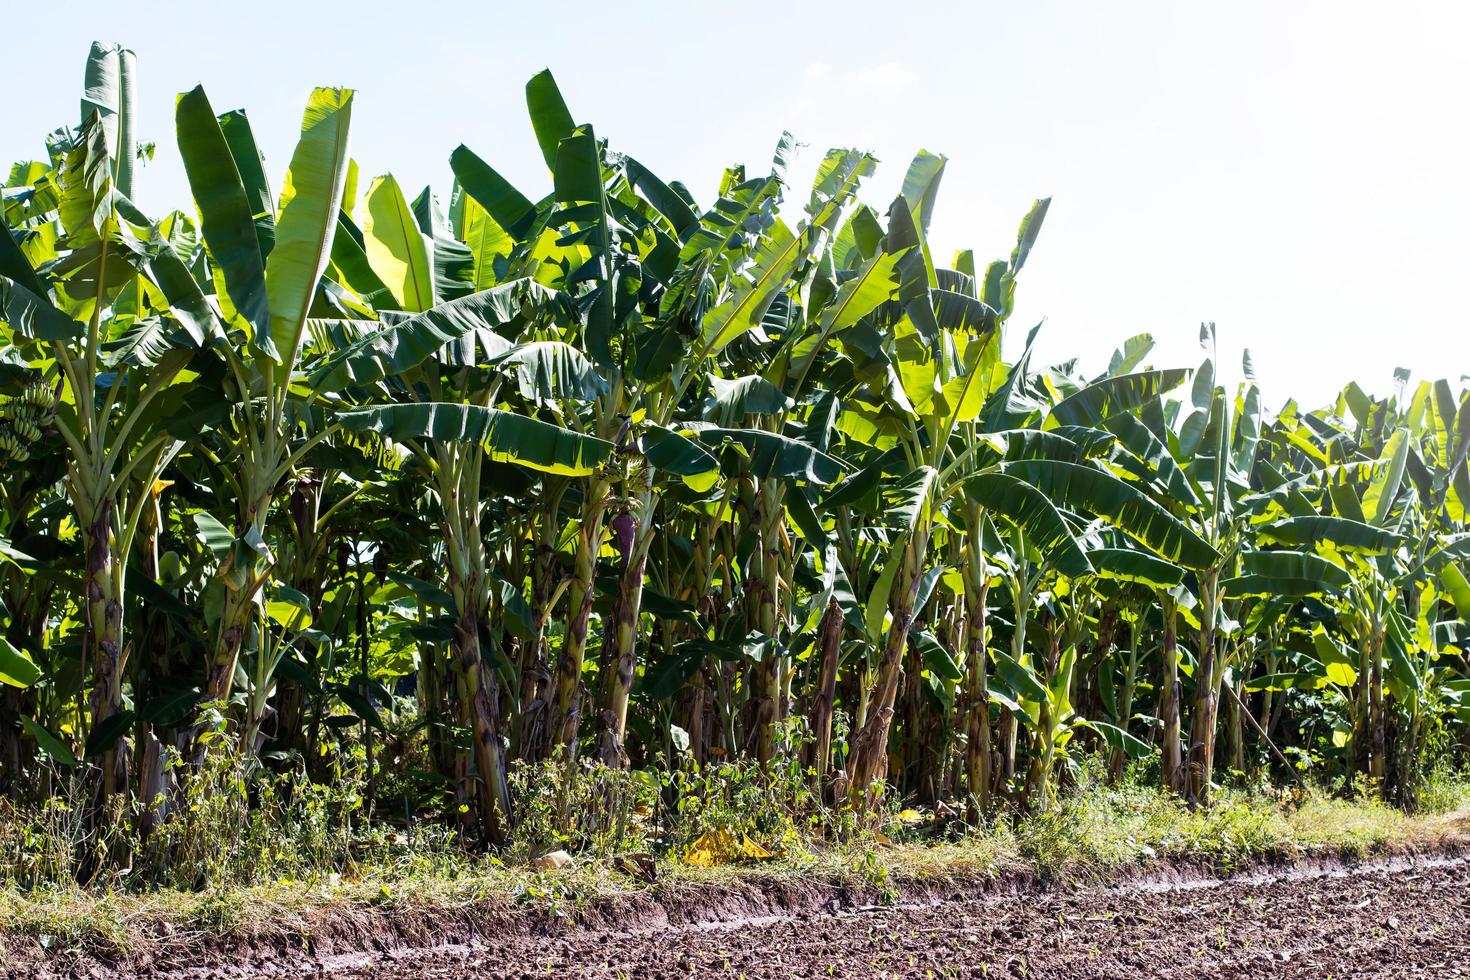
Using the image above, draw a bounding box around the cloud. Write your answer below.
[852,61,917,90]
[805,61,833,80]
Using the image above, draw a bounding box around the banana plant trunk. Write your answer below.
[204,587,255,708]
[417,636,457,797]
[271,477,329,757]
[135,491,175,834]
[593,509,652,768]
[848,534,925,804]
[806,597,843,791]
[448,583,511,844]
[513,490,564,762]
[1228,674,1245,774]
[550,478,610,761]
[0,685,19,793]
[963,577,991,820]
[202,494,276,721]
[1368,628,1387,785]
[754,477,786,767]
[1022,627,1070,811]
[1109,621,1142,782]
[82,499,127,799]
[433,445,512,841]
[1186,571,1221,804]
[2,570,50,795]
[1160,591,1184,794]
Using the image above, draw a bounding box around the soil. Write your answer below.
[152,852,1470,975]
[30,852,1466,980]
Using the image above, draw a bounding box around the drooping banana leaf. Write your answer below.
[449,145,536,239]
[1224,550,1352,596]
[704,374,791,419]
[1257,516,1406,556]
[694,427,845,484]
[964,472,1092,577]
[1088,547,1185,589]
[309,279,554,391]
[1003,459,1219,568]
[337,402,614,477]
[1045,369,1191,430]
[488,340,609,403]
[0,275,83,342]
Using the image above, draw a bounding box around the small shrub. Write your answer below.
[506,755,658,862]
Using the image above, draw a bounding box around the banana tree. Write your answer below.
[833,160,1148,803]
[915,347,1221,808]
[0,45,206,799]
[1050,331,1264,803]
[1260,388,1418,787]
[440,73,642,767]
[595,148,876,770]
[662,146,880,767]
[1396,378,1470,797]
[313,275,614,841]
[173,83,356,734]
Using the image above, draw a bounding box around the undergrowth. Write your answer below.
[0,754,1465,957]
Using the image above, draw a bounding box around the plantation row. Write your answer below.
[0,43,1466,853]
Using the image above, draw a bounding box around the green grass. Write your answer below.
[1006,784,1424,874]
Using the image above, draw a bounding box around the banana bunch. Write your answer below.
[0,383,56,464]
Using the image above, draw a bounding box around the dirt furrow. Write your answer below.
[218,855,1470,979]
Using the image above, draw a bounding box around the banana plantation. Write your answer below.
[1,42,1467,863]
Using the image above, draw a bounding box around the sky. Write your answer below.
[4,0,1466,409]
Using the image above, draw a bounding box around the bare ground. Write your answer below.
[11,846,1470,980]
[64,853,1465,980]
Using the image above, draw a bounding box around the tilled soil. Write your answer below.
[244,856,1470,979]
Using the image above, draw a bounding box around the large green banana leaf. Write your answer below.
[884,465,938,530]
[176,85,270,336]
[525,69,576,172]
[1003,459,1219,568]
[81,43,136,197]
[1257,516,1406,555]
[329,213,394,308]
[362,174,433,312]
[412,188,475,303]
[623,156,700,241]
[641,425,718,475]
[551,124,614,366]
[1045,369,1190,430]
[449,145,535,239]
[704,375,791,419]
[1088,547,1185,589]
[310,279,552,390]
[695,427,845,484]
[217,108,275,257]
[1080,719,1153,759]
[1099,410,1202,508]
[0,275,82,341]
[337,402,613,476]
[0,215,49,297]
[0,636,40,689]
[264,87,354,369]
[489,340,609,403]
[1230,550,1352,595]
[964,472,1092,577]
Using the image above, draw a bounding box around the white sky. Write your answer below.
[5,0,1466,409]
